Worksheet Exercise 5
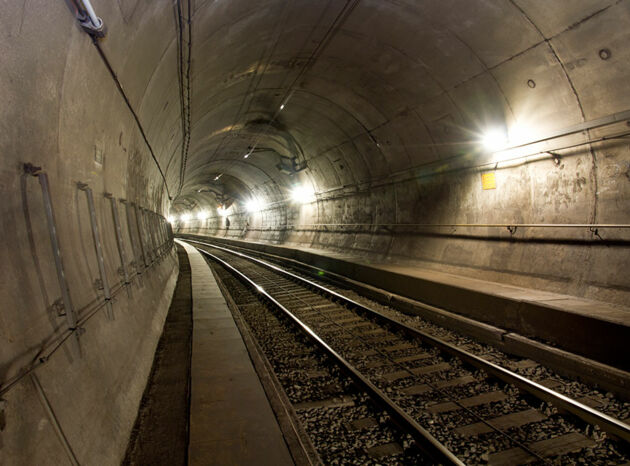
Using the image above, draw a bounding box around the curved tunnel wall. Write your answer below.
[1,2,179,464]
[1,0,630,464]
[176,0,630,305]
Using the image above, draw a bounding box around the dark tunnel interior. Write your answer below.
[1,0,629,463]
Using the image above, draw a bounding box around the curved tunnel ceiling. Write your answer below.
[114,0,630,216]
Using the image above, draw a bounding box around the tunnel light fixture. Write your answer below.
[280,104,285,110]
[290,185,315,204]
[480,128,508,152]
[217,206,229,217]
[180,213,191,222]
[214,174,222,181]
[245,198,265,213]
[197,211,208,220]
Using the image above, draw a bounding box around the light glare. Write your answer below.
[290,185,315,204]
[167,216,175,223]
[217,206,229,217]
[481,128,508,152]
[180,213,191,222]
[245,198,265,213]
[197,211,208,220]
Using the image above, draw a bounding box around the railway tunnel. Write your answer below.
[2,0,630,464]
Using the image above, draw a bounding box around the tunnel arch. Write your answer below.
[2,0,630,463]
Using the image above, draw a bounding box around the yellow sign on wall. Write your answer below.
[481,172,496,190]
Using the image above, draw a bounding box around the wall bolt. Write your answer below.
[527,79,536,88]
[599,48,611,60]
[548,152,561,165]
[49,298,66,317]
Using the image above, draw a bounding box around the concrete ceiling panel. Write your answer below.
[414,0,542,68]
[549,1,630,119]
[512,0,616,38]
[491,42,584,137]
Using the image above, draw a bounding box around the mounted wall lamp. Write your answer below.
[480,128,508,152]
[245,198,265,213]
[290,184,315,204]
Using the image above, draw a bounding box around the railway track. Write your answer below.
[187,239,630,465]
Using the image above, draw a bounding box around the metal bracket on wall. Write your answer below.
[153,213,163,256]
[77,182,114,321]
[151,214,160,257]
[104,193,130,285]
[153,214,163,256]
[133,203,150,267]
[120,199,143,275]
[24,164,82,357]
[154,213,163,257]
[589,227,604,241]
[141,207,157,261]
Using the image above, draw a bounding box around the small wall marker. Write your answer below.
[481,172,496,190]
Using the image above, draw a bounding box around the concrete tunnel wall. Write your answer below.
[1,0,630,464]
[174,0,630,306]
[0,2,179,464]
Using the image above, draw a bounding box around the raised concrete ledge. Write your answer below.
[177,240,293,465]
[179,235,630,372]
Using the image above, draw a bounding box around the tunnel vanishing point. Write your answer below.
[1,0,630,464]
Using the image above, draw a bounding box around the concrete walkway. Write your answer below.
[178,240,293,465]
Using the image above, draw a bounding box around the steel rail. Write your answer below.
[196,247,464,465]
[179,222,630,231]
[294,222,630,229]
[188,239,630,445]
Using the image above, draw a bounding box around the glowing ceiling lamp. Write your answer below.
[290,184,315,204]
[245,198,265,213]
